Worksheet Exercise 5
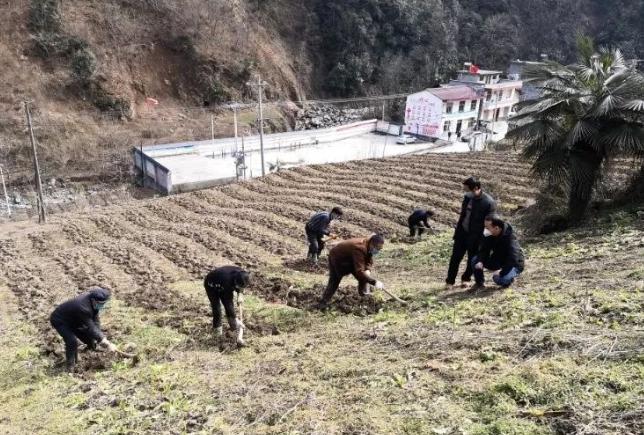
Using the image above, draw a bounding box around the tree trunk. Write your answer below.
[567,153,603,223]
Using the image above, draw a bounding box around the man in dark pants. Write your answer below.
[50,287,118,372]
[318,234,385,309]
[305,207,343,262]
[408,209,435,238]
[204,265,251,347]
[471,215,525,291]
[446,177,496,288]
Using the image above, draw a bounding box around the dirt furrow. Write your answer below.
[161,195,302,259]
[188,189,307,241]
[387,154,534,183]
[142,199,288,265]
[332,161,534,205]
[215,183,368,238]
[89,213,221,279]
[276,167,460,224]
[247,178,405,235]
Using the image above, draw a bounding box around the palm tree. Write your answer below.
[508,43,644,222]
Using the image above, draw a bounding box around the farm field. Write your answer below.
[0,152,642,434]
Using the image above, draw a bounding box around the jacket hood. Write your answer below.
[88,287,111,302]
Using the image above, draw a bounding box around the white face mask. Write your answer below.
[483,228,492,237]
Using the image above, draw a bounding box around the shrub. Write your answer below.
[70,48,97,83]
[29,0,62,33]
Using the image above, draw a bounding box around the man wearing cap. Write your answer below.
[204,265,251,347]
[305,206,344,262]
[318,233,385,309]
[50,287,119,372]
[408,208,435,239]
[446,177,496,288]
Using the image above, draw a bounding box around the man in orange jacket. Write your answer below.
[318,233,385,309]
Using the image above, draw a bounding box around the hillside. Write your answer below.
[1,0,643,179]
[1,152,642,434]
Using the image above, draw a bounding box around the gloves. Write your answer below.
[475,262,484,270]
[101,338,118,352]
[374,281,385,290]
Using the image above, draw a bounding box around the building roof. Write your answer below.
[427,86,482,101]
[457,69,503,75]
[510,60,545,66]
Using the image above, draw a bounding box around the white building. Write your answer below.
[508,60,546,101]
[404,85,484,141]
[450,67,523,123]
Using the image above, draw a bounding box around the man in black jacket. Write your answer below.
[50,287,118,371]
[408,209,435,238]
[204,266,250,347]
[446,177,496,287]
[470,215,525,290]
[305,207,343,262]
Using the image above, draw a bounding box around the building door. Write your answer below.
[494,108,500,121]
[456,120,462,133]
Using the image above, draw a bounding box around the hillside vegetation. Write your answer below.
[1,153,642,434]
[1,0,643,178]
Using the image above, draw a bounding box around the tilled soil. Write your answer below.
[0,153,533,369]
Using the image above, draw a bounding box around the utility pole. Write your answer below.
[210,114,215,145]
[233,103,239,153]
[382,101,388,158]
[247,75,267,176]
[0,165,10,216]
[24,101,46,223]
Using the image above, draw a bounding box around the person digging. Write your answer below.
[305,206,343,263]
[50,287,126,372]
[407,208,435,239]
[318,233,399,309]
[204,266,250,347]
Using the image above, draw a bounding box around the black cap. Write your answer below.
[331,207,343,216]
[370,233,385,245]
[88,287,111,302]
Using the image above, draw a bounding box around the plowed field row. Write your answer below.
[333,160,537,200]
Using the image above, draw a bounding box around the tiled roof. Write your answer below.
[427,86,482,101]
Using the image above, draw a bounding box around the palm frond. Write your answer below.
[594,121,644,155]
[620,99,644,112]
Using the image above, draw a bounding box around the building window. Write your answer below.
[443,121,451,132]
[446,103,453,114]
[458,101,465,112]
[470,100,477,111]
[486,92,491,102]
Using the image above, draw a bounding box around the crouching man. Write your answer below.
[408,208,435,239]
[204,266,250,347]
[50,287,119,372]
[318,233,385,309]
[305,207,343,262]
[470,215,525,291]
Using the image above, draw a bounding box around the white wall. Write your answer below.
[404,91,444,136]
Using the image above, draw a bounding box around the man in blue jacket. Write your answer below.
[470,215,525,291]
[305,206,343,262]
[50,287,119,371]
